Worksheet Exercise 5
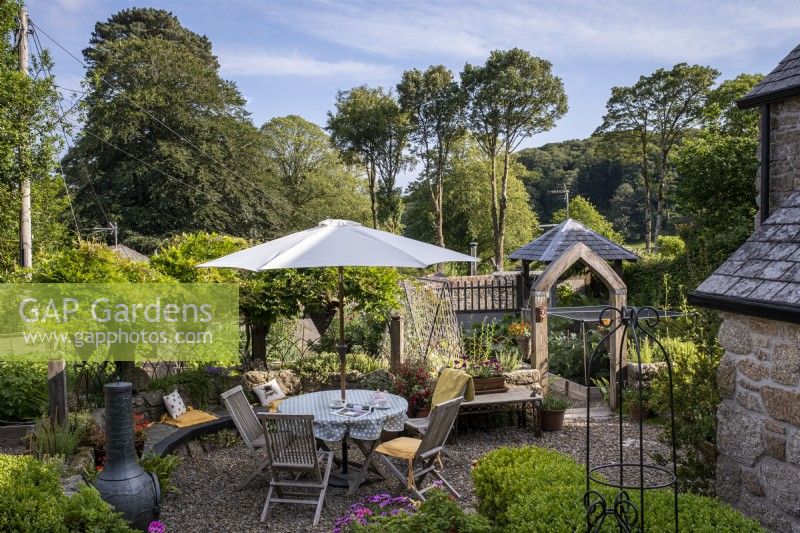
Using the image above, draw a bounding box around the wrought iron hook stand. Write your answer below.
[583,306,679,532]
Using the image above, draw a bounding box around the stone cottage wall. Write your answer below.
[716,312,800,531]
[758,98,800,225]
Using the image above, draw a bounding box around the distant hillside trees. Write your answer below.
[516,138,640,231]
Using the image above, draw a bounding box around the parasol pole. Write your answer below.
[338,266,346,400]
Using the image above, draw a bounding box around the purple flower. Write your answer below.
[147,521,165,533]
[433,479,444,487]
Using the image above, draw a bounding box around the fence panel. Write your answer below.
[445,274,522,313]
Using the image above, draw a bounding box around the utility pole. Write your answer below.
[18,7,32,269]
[548,185,570,218]
[19,10,67,426]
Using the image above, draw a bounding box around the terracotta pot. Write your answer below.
[473,376,507,394]
[539,409,566,432]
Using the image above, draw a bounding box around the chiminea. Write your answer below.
[94,382,160,529]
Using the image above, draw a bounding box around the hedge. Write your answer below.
[472,446,764,532]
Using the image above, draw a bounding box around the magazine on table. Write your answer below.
[334,406,370,418]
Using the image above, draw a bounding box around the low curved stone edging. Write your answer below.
[146,416,235,457]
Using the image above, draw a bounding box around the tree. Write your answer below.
[404,137,539,265]
[33,241,166,283]
[551,195,624,244]
[260,115,370,230]
[461,48,567,270]
[704,73,763,137]
[327,86,411,231]
[596,63,719,249]
[674,73,761,270]
[397,65,465,246]
[0,1,69,275]
[63,8,280,252]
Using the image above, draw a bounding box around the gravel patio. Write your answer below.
[158,410,669,532]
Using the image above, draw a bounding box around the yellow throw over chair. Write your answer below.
[373,396,463,500]
[404,368,473,436]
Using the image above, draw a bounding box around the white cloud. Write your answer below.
[268,0,800,65]
[219,49,395,79]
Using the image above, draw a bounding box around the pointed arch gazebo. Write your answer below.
[509,219,638,408]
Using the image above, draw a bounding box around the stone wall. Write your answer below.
[716,312,800,532]
[758,98,800,225]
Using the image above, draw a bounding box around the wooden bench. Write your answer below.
[457,387,543,436]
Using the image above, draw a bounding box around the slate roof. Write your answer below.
[509,219,638,263]
[738,42,800,108]
[692,189,800,309]
[110,244,149,262]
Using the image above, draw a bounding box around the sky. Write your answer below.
[26,0,800,187]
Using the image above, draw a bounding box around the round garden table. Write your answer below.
[278,389,408,492]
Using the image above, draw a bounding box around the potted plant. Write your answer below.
[88,425,106,468]
[391,363,433,417]
[623,387,651,422]
[454,357,506,394]
[508,321,532,361]
[539,391,569,431]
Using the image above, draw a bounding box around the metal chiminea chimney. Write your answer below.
[93,382,160,529]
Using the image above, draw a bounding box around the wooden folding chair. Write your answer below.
[220,385,269,490]
[258,413,333,527]
[373,396,463,500]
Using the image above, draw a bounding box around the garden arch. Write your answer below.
[529,242,627,409]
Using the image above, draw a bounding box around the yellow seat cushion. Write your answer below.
[375,437,421,460]
[159,406,218,428]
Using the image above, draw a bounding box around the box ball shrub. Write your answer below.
[472,446,763,532]
[0,454,134,533]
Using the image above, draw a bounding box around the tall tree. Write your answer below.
[397,65,465,246]
[260,115,370,230]
[596,63,719,249]
[674,73,762,269]
[63,8,279,252]
[404,137,539,262]
[461,48,567,270]
[327,86,411,231]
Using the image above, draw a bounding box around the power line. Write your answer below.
[30,24,265,236]
[30,19,275,209]
[53,90,218,217]
[32,30,105,229]
[30,31,81,237]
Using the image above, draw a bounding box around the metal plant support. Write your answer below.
[584,306,679,532]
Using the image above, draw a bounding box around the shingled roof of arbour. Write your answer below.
[738,42,800,108]
[688,189,800,323]
[509,218,638,263]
